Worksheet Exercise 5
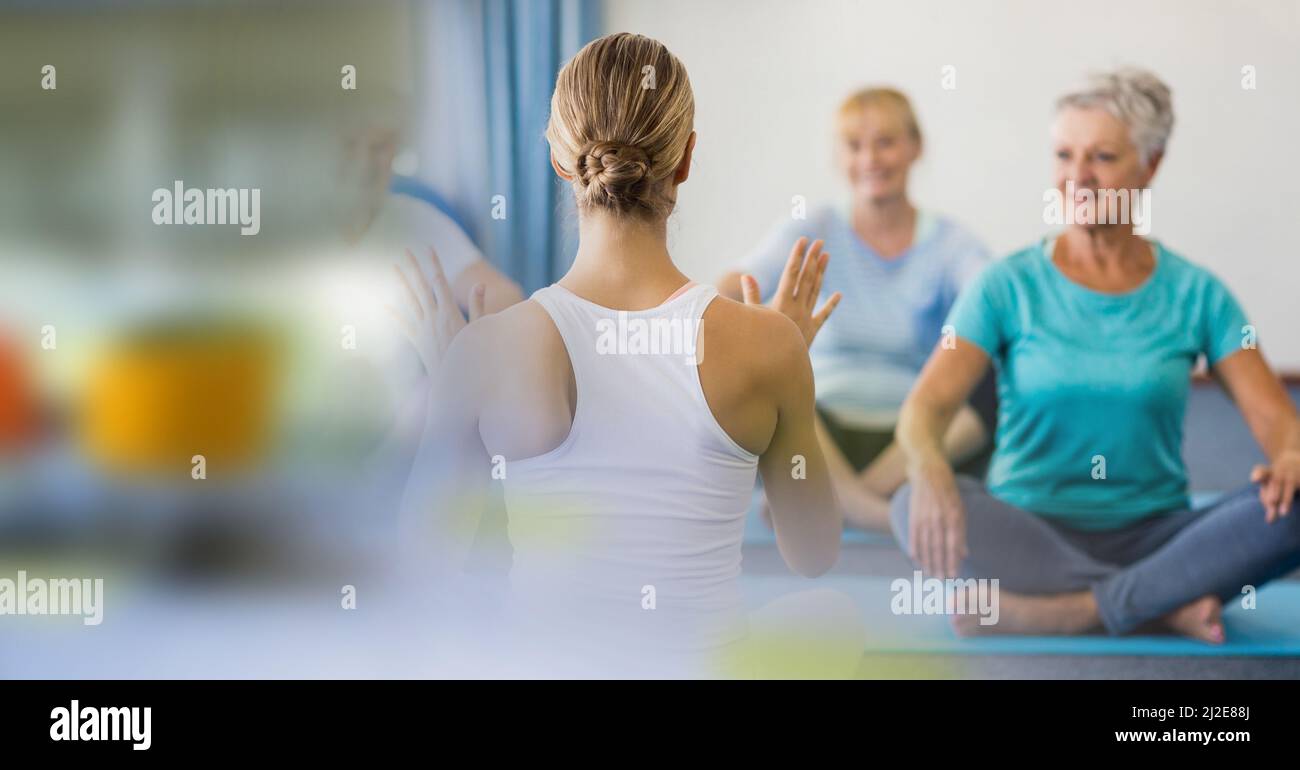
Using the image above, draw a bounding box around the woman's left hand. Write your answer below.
[741,237,841,348]
[1251,449,1300,523]
[389,246,487,375]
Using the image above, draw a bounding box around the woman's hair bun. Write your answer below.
[575,141,652,207]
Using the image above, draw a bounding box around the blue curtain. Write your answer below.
[480,0,600,294]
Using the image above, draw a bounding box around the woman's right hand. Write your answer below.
[741,237,841,348]
[907,457,968,578]
[388,246,486,376]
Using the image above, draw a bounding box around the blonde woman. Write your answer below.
[892,69,1300,642]
[396,33,850,676]
[720,89,994,531]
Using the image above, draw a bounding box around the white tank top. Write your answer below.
[499,282,760,666]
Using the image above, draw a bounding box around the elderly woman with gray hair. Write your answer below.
[890,69,1300,642]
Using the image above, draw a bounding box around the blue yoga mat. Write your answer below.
[743,490,1228,548]
[741,573,1300,656]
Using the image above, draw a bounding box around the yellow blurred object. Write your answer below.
[82,322,277,475]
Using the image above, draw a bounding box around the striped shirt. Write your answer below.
[739,206,989,427]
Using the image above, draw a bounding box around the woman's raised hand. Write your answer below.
[741,237,842,348]
[388,246,487,375]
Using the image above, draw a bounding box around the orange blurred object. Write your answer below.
[0,333,39,449]
[82,322,278,476]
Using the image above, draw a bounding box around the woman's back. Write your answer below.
[479,282,769,654]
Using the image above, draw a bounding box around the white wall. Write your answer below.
[604,0,1300,369]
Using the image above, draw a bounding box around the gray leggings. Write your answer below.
[889,478,1300,634]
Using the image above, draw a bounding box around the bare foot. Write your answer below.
[1162,595,1225,644]
[949,586,1099,637]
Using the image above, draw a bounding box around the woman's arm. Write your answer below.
[731,247,867,528]
[398,327,493,573]
[857,404,988,498]
[390,247,493,573]
[746,238,843,575]
[1212,348,1300,521]
[758,320,842,576]
[895,339,990,577]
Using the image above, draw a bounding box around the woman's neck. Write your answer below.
[559,212,691,309]
[1052,226,1155,293]
[1057,225,1151,271]
[851,194,916,258]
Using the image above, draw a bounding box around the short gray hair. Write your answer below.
[1056,68,1174,167]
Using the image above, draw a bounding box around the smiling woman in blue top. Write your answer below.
[718,88,995,531]
[892,69,1300,643]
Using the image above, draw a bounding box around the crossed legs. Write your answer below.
[889,478,1300,641]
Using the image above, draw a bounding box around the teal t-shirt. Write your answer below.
[947,237,1250,530]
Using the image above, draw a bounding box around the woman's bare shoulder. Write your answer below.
[702,295,810,381]
[443,300,562,383]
